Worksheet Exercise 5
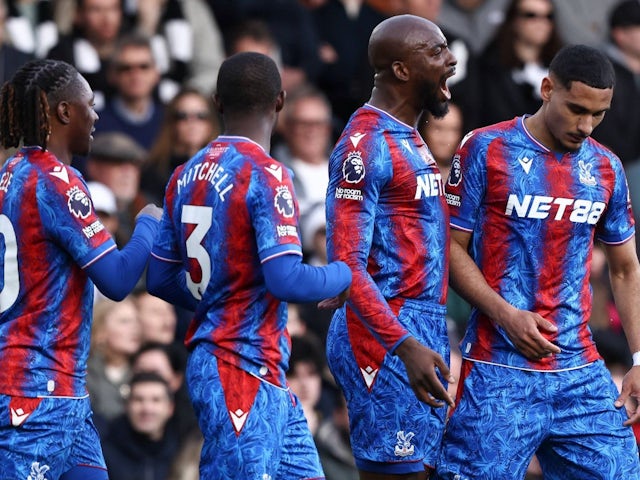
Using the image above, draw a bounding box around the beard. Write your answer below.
[426,94,449,119]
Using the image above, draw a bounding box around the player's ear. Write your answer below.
[391,60,409,82]
[540,76,553,103]
[55,100,71,125]
[276,90,285,113]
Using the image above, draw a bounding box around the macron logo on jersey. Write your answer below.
[264,164,282,182]
[49,165,69,183]
[505,194,605,224]
[349,132,366,148]
[518,156,533,174]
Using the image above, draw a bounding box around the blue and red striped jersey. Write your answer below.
[447,116,635,370]
[0,147,116,397]
[326,104,450,352]
[152,136,303,388]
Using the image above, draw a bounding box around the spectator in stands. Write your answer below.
[88,296,142,422]
[476,0,563,126]
[273,85,333,219]
[591,0,640,254]
[131,341,199,443]
[94,33,164,149]
[102,372,181,480]
[0,0,34,84]
[436,0,509,54]
[123,0,224,102]
[86,132,150,245]
[209,0,321,91]
[47,0,123,110]
[141,87,218,204]
[593,0,640,168]
[305,0,387,127]
[4,0,57,58]
[420,101,464,181]
[133,289,178,345]
[550,0,619,46]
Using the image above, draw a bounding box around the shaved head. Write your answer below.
[368,14,444,71]
[366,14,456,120]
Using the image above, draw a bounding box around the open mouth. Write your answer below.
[440,67,456,101]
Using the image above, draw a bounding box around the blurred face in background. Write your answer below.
[514,0,555,47]
[135,292,177,345]
[127,381,174,441]
[133,349,183,392]
[421,103,463,179]
[77,0,122,46]
[172,92,216,156]
[284,95,332,164]
[112,45,160,101]
[94,299,141,357]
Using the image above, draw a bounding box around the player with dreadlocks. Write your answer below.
[0,59,162,479]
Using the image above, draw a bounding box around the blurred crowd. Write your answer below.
[1,0,639,478]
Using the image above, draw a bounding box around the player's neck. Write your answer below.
[222,114,274,152]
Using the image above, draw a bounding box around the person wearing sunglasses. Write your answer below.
[141,87,219,205]
[476,0,564,127]
[94,33,164,150]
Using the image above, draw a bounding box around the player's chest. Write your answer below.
[485,153,613,224]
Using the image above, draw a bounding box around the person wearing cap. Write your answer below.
[87,131,152,245]
[592,0,640,252]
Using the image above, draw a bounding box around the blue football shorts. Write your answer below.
[435,359,640,479]
[187,344,324,480]
[326,299,450,475]
[0,394,108,479]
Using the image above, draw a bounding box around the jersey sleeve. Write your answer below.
[247,163,303,263]
[326,131,409,352]
[38,166,115,268]
[596,154,635,244]
[446,130,488,232]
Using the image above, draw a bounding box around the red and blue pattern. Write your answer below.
[152,135,303,389]
[325,105,450,473]
[0,147,115,398]
[447,116,635,370]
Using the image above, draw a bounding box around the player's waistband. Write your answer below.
[387,297,447,317]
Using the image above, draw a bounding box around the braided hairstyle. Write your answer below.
[0,59,79,150]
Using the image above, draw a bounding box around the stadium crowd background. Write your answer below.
[0,0,638,478]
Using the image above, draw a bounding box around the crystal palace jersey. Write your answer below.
[326,104,450,352]
[447,116,635,370]
[0,147,115,397]
[152,136,303,387]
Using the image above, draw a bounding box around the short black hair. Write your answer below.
[216,52,281,114]
[549,44,615,90]
[288,333,325,377]
[129,371,174,401]
[133,341,187,374]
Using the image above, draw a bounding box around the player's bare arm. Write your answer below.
[450,228,561,360]
[605,238,640,424]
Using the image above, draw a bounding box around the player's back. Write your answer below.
[162,136,302,386]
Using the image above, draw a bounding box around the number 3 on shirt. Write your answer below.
[182,205,212,300]
[0,214,19,312]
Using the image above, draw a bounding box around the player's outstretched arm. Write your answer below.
[84,203,162,301]
[450,228,561,360]
[262,253,351,303]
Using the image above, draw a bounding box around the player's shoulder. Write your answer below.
[584,136,620,162]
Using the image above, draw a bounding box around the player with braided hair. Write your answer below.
[0,59,162,479]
